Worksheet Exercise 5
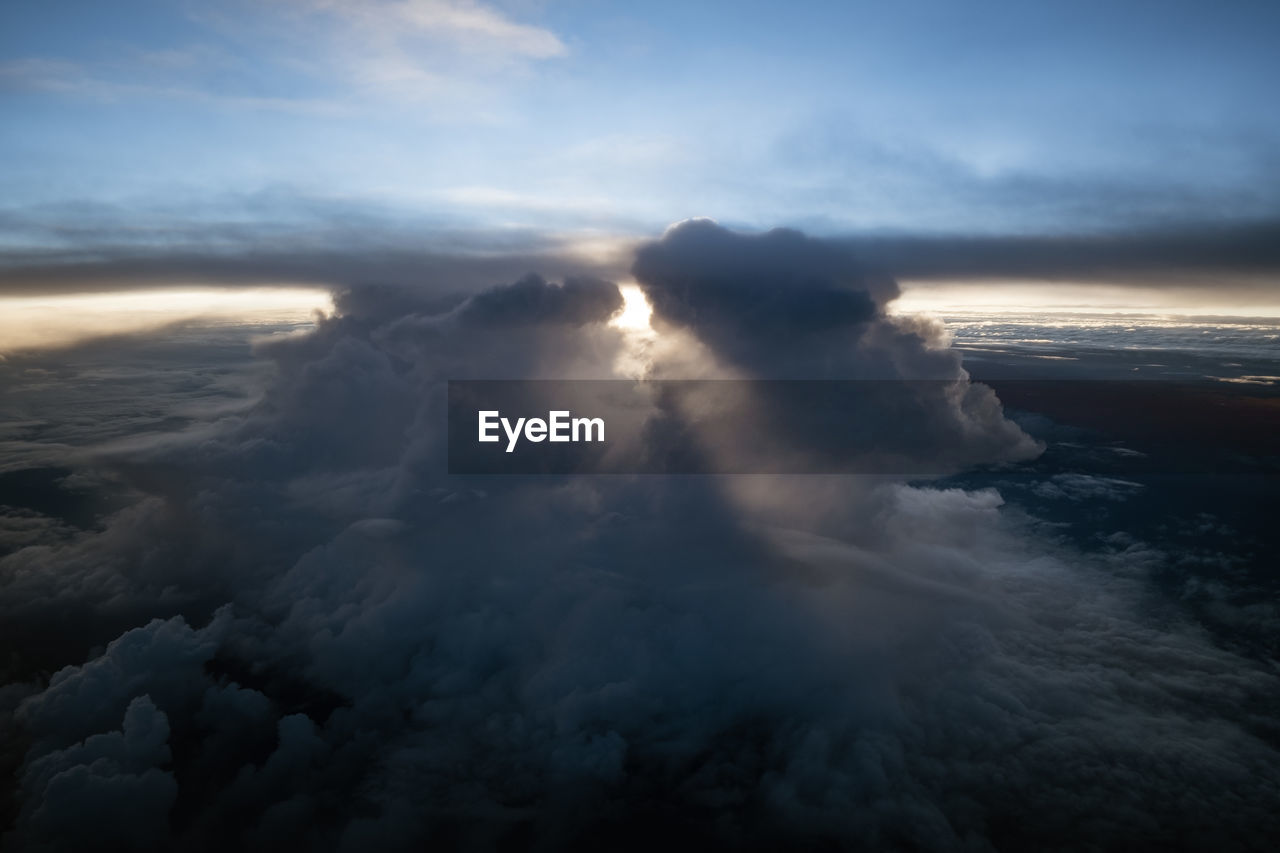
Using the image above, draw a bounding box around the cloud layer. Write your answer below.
[1,224,1277,850]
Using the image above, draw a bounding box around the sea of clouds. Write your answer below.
[1,221,1277,851]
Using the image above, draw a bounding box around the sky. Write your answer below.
[3,0,1280,263]
[4,7,1280,848]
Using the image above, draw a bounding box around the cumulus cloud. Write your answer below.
[1,224,1277,850]
[12,694,177,852]
[633,219,897,366]
[631,220,1040,473]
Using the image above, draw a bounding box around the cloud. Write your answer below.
[630,220,1041,472]
[12,695,177,852]
[307,0,567,59]
[769,111,1280,234]
[847,220,1280,285]
[455,273,622,328]
[5,194,1279,306]
[0,196,640,297]
[1,225,1277,849]
[1030,473,1144,502]
[267,0,566,105]
[0,60,89,95]
[1,0,565,118]
[0,58,349,116]
[633,218,899,353]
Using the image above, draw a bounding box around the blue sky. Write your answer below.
[3,0,1279,248]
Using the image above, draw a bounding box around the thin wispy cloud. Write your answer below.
[2,0,566,115]
[0,56,350,115]
[296,0,567,59]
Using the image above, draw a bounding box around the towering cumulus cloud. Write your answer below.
[635,218,900,366]
[632,220,1040,474]
[2,225,1277,851]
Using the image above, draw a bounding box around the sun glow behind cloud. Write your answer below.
[0,287,334,354]
[609,284,653,332]
[608,283,658,378]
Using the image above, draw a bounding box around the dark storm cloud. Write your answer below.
[632,219,897,358]
[631,220,1040,471]
[458,273,622,327]
[2,225,1279,850]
